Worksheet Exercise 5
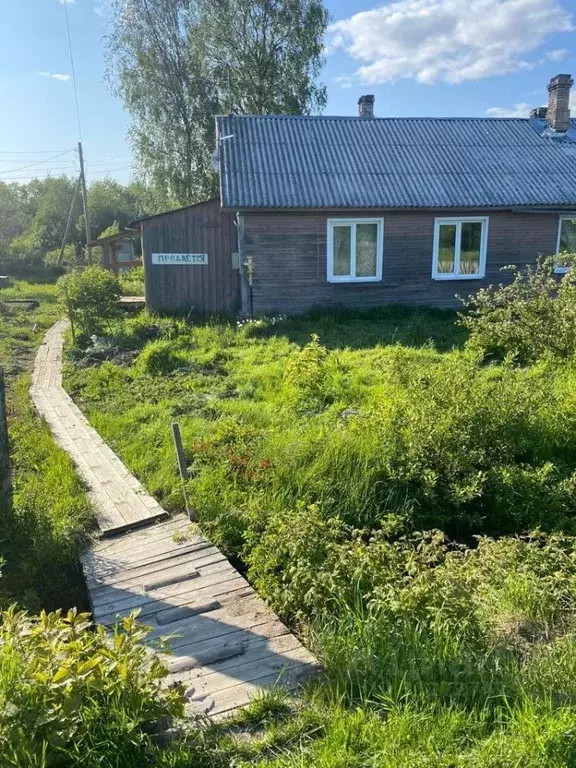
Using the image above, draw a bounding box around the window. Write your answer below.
[432,217,488,280]
[327,219,383,282]
[116,241,135,263]
[555,217,576,274]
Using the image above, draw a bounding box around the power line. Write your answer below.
[1,174,79,182]
[0,164,136,183]
[0,166,79,177]
[0,158,71,163]
[0,150,75,178]
[63,0,83,142]
[0,149,70,154]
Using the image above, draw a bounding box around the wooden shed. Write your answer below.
[90,230,141,273]
[137,198,239,314]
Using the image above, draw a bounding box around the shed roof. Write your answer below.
[217,114,576,210]
[130,197,220,226]
[88,229,138,247]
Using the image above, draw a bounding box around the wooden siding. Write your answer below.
[243,209,560,314]
[142,200,239,313]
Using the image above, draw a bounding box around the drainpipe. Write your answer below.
[236,212,252,317]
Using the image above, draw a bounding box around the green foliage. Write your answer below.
[460,255,576,363]
[0,608,185,768]
[283,334,330,410]
[0,283,93,610]
[0,182,31,264]
[98,220,121,239]
[0,176,151,275]
[107,0,328,205]
[119,265,145,296]
[44,244,75,267]
[136,339,188,375]
[62,305,576,766]
[58,266,122,343]
[65,308,576,553]
[244,533,576,767]
[86,179,143,238]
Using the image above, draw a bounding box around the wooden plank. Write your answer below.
[90,518,195,556]
[156,599,221,626]
[168,640,245,673]
[145,594,264,639]
[92,573,251,623]
[187,661,315,719]
[96,583,255,629]
[32,323,319,721]
[90,556,233,608]
[84,541,215,587]
[167,632,303,680]
[183,645,314,699]
[143,569,200,592]
[161,617,289,657]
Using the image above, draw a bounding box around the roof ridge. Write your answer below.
[218,114,540,122]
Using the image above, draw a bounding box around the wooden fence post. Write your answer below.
[0,369,12,510]
[171,422,194,521]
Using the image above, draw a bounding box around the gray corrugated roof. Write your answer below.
[217,115,576,210]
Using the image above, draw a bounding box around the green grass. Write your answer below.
[0,280,94,610]
[61,305,576,765]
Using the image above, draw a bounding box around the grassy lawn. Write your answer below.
[61,304,576,765]
[0,281,93,611]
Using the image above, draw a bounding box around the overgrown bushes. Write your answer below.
[62,298,576,765]
[461,256,576,363]
[0,608,185,768]
[58,266,122,344]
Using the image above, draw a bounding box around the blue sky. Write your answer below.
[1,0,575,185]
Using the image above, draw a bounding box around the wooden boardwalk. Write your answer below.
[31,321,318,719]
[31,320,167,536]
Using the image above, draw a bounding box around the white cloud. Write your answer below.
[329,0,573,85]
[59,0,76,5]
[486,102,531,117]
[546,47,569,60]
[487,92,576,116]
[333,75,354,89]
[39,72,71,82]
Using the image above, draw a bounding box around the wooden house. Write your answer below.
[136,73,576,317]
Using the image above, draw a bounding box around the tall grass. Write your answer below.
[0,282,94,610]
[62,306,576,765]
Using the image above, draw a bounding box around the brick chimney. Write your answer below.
[358,94,375,119]
[547,74,573,132]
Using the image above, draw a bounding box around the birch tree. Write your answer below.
[107,0,328,206]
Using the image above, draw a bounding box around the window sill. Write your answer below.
[432,274,484,281]
[328,277,382,284]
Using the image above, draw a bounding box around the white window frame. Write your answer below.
[327,218,384,283]
[432,216,489,281]
[555,216,576,274]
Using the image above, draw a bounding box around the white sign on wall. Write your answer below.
[151,253,208,266]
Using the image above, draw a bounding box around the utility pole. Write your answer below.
[57,174,81,266]
[78,141,91,263]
